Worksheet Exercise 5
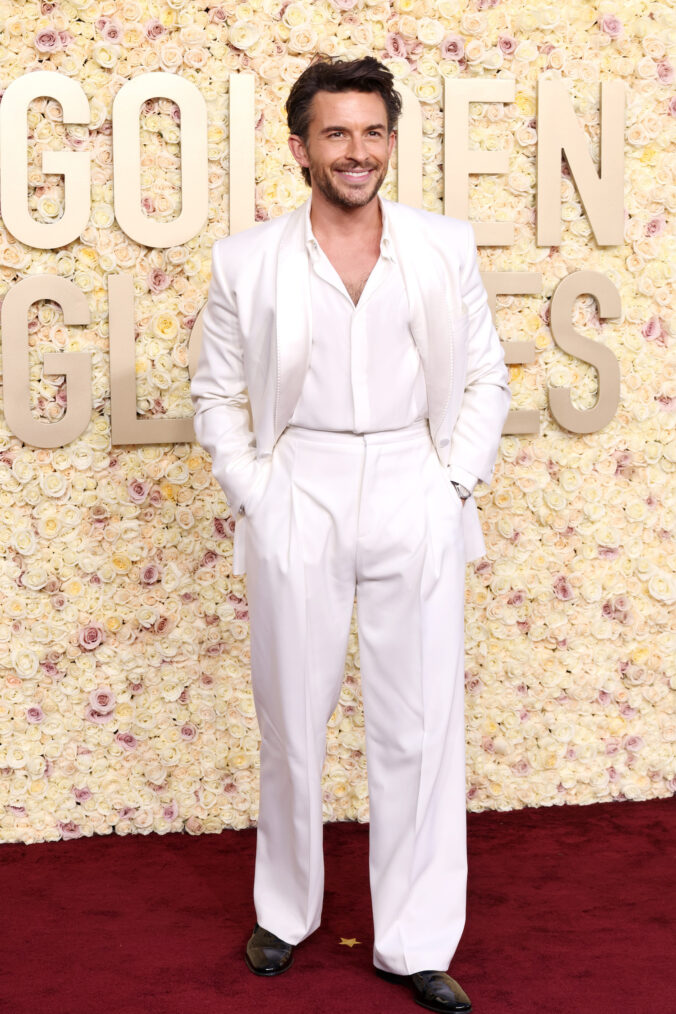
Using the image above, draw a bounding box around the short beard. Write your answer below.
[310,162,388,209]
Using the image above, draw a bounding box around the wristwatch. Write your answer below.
[451,481,471,501]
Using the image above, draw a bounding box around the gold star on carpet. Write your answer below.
[339,937,361,947]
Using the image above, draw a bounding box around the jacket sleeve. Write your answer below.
[190,241,264,515]
[447,223,511,486]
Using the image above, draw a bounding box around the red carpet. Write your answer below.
[1,797,673,1014]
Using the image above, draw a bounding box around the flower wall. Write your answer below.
[0,0,674,844]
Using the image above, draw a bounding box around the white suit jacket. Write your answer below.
[190,197,511,572]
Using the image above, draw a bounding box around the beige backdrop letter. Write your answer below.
[549,271,621,433]
[0,72,90,249]
[112,73,208,247]
[443,78,515,246]
[481,272,543,434]
[1,276,91,447]
[394,82,423,210]
[229,73,256,235]
[537,79,625,246]
[109,273,195,444]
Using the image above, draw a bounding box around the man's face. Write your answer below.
[289,89,396,209]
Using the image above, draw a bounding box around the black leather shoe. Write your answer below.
[376,967,472,1012]
[244,923,294,976]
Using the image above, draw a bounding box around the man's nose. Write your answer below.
[346,134,368,161]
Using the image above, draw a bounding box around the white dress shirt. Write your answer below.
[289,199,478,494]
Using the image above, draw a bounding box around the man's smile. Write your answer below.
[334,166,375,182]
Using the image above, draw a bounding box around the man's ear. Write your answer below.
[288,134,310,170]
[387,130,396,158]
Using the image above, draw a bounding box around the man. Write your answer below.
[191,57,511,1013]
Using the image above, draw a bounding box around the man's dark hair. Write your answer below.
[286,57,402,185]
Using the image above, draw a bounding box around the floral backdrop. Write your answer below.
[0,0,674,844]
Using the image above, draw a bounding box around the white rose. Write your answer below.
[12,648,40,679]
[417,18,444,46]
[648,572,675,604]
[230,21,261,50]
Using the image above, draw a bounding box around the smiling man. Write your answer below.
[191,57,511,1013]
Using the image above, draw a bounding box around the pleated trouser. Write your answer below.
[244,419,467,975]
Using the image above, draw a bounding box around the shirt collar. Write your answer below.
[305,195,395,263]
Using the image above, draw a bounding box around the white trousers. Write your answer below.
[244,420,468,975]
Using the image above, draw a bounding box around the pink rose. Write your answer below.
[553,575,574,600]
[73,787,92,802]
[128,479,151,504]
[645,216,665,236]
[657,61,674,84]
[599,14,623,38]
[140,563,161,584]
[209,8,227,24]
[498,35,517,56]
[26,706,44,724]
[642,315,663,341]
[85,702,114,724]
[78,624,105,650]
[441,34,464,61]
[153,615,173,635]
[148,268,170,292]
[180,724,197,741]
[163,802,179,820]
[385,33,408,59]
[35,28,62,52]
[669,96,676,118]
[89,687,116,714]
[101,19,123,43]
[145,19,165,40]
[116,732,138,750]
[598,545,619,559]
[59,821,82,839]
